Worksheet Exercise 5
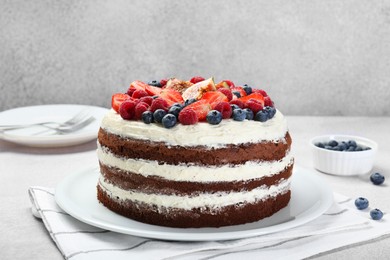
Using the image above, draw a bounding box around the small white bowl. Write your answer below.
[310,135,378,176]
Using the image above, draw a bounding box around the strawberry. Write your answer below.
[180,100,211,121]
[264,96,274,107]
[246,99,263,114]
[178,109,198,125]
[200,91,228,104]
[150,98,169,112]
[134,102,149,120]
[132,89,149,99]
[223,80,235,88]
[229,99,245,109]
[160,78,168,87]
[238,93,265,104]
[119,100,137,120]
[231,86,247,97]
[252,89,268,97]
[215,81,230,89]
[111,93,130,113]
[190,76,205,84]
[145,84,162,96]
[159,88,184,106]
[212,101,232,119]
[217,88,233,101]
[128,80,148,92]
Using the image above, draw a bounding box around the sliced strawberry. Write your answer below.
[111,93,130,113]
[238,93,265,104]
[252,89,268,97]
[215,81,230,89]
[159,88,184,106]
[223,80,235,88]
[128,80,147,91]
[190,76,205,84]
[145,84,162,96]
[180,100,211,121]
[200,91,228,104]
[231,86,247,97]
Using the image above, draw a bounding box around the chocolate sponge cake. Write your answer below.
[97,77,294,228]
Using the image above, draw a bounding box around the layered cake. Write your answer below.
[97,76,294,228]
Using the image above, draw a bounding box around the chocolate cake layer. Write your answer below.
[99,162,293,195]
[97,185,291,228]
[98,128,292,165]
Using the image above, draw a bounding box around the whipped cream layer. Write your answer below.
[98,144,293,182]
[100,109,288,148]
[98,177,291,210]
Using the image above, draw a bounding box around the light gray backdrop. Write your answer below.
[1,0,390,116]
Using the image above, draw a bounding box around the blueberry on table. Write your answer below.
[206,110,223,125]
[161,114,177,128]
[370,172,385,185]
[370,208,384,220]
[355,197,369,210]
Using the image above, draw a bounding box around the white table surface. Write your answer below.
[1,116,389,259]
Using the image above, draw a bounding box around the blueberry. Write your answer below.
[153,109,167,123]
[148,80,162,87]
[255,110,268,122]
[354,146,363,151]
[315,142,325,148]
[354,197,369,210]
[184,98,197,107]
[171,103,184,109]
[370,172,385,185]
[370,208,384,220]
[338,142,347,151]
[264,106,276,119]
[168,105,182,118]
[348,140,357,147]
[230,104,240,111]
[244,108,254,120]
[232,91,241,98]
[243,84,253,95]
[141,111,153,124]
[232,108,246,121]
[152,95,159,99]
[206,110,222,125]
[328,140,338,147]
[324,145,333,150]
[347,146,355,151]
[161,114,177,128]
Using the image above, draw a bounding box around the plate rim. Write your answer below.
[55,166,334,241]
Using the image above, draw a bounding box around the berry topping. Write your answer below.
[160,78,168,87]
[142,111,153,124]
[229,99,245,109]
[217,88,233,101]
[222,80,235,88]
[119,100,137,120]
[190,76,205,84]
[184,98,197,107]
[264,96,273,107]
[139,96,154,106]
[132,89,149,99]
[162,114,177,128]
[180,99,211,121]
[168,105,183,118]
[232,91,241,98]
[134,102,149,120]
[370,172,385,185]
[182,78,216,101]
[243,84,253,95]
[252,89,268,97]
[150,98,169,112]
[111,93,130,113]
[232,108,246,121]
[355,197,369,210]
[153,109,167,123]
[145,84,162,96]
[231,86,246,97]
[206,110,223,125]
[246,99,264,114]
[230,104,240,111]
[201,91,229,104]
[178,108,198,125]
[215,81,230,89]
[159,88,184,106]
[238,93,265,104]
[370,208,384,220]
[212,101,232,119]
[255,110,268,122]
[264,106,277,119]
[148,80,162,87]
[244,108,254,120]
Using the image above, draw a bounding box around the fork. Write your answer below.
[0,109,93,132]
[42,116,96,134]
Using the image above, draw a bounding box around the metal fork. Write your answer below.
[0,109,93,132]
[42,116,96,134]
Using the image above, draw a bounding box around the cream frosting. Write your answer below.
[98,177,291,211]
[97,143,293,182]
[100,109,288,148]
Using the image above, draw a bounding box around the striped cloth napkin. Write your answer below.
[29,187,390,260]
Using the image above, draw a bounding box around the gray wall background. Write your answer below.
[1,0,390,116]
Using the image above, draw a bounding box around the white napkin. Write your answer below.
[29,187,390,260]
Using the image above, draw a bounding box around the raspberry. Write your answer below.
[246,99,263,114]
[119,100,137,120]
[213,101,232,119]
[264,96,273,107]
[252,89,268,97]
[150,98,169,112]
[127,88,136,96]
[229,99,245,109]
[132,89,149,99]
[190,76,205,84]
[217,88,233,101]
[160,78,168,87]
[134,102,150,120]
[178,108,198,125]
[223,80,235,88]
[139,96,153,106]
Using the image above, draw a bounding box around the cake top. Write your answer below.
[110,76,278,129]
